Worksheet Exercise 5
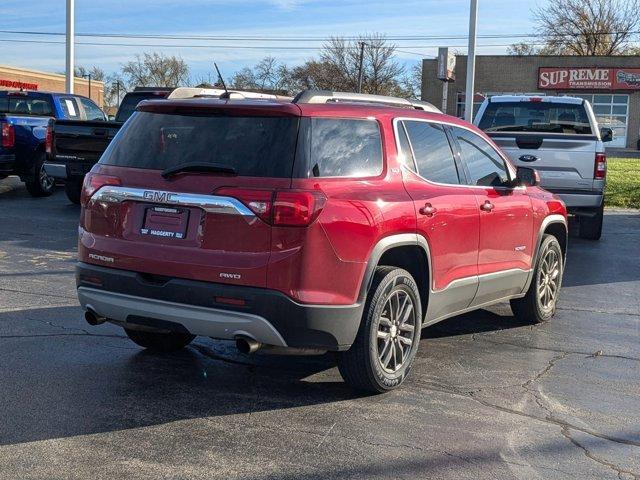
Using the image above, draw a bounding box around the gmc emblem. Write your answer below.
[143,191,177,203]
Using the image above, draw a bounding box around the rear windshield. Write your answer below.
[0,94,53,116]
[478,101,592,135]
[100,111,299,178]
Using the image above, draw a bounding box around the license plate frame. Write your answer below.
[140,205,190,240]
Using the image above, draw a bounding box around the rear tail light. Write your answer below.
[1,123,15,148]
[216,188,326,227]
[80,173,121,206]
[45,123,53,156]
[594,153,607,180]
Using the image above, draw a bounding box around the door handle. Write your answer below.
[419,203,437,217]
[481,200,495,212]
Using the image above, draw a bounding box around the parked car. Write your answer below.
[46,87,283,204]
[0,90,106,197]
[475,95,610,240]
[76,90,567,393]
[45,87,174,203]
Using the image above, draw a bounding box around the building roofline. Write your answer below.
[0,64,105,87]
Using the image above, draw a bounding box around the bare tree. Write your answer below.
[510,0,640,55]
[507,42,540,56]
[121,52,189,88]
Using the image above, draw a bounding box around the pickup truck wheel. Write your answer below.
[64,178,83,204]
[25,153,55,197]
[338,266,422,393]
[124,328,195,353]
[511,235,563,324]
[579,202,604,240]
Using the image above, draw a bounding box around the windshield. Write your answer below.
[100,111,299,178]
[115,93,167,123]
[0,94,53,116]
[478,101,592,135]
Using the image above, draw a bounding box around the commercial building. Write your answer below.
[0,65,104,107]
[421,55,640,149]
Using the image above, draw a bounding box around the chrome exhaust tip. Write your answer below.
[235,336,262,354]
[84,309,106,326]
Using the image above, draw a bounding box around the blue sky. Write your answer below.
[1,0,541,82]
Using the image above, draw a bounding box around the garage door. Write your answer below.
[573,94,629,148]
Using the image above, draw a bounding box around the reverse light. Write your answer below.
[215,187,274,223]
[594,153,607,180]
[80,173,121,206]
[1,123,15,148]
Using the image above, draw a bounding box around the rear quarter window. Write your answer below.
[299,118,383,178]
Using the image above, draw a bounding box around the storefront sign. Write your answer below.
[0,78,39,90]
[538,67,640,90]
[437,47,456,82]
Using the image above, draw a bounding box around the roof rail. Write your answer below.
[292,90,441,113]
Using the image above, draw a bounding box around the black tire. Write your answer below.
[338,267,422,393]
[579,201,604,240]
[124,328,195,353]
[25,152,55,197]
[64,177,83,205]
[511,235,563,324]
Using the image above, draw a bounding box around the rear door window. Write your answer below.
[100,111,299,178]
[401,120,460,184]
[452,127,510,187]
[303,118,383,178]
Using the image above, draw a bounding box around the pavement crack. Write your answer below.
[0,286,76,300]
[556,305,640,318]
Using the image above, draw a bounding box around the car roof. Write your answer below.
[488,95,584,105]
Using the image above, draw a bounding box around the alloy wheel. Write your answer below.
[537,246,560,310]
[377,288,416,373]
[39,164,54,191]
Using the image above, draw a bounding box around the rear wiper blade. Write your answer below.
[161,162,237,178]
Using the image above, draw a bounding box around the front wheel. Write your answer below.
[511,234,563,324]
[25,153,55,197]
[124,328,195,353]
[338,267,422,393]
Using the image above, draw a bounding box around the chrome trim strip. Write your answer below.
[90,186,255,217]
[78,287,287,346]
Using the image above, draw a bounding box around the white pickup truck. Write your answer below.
[475,95,611,240]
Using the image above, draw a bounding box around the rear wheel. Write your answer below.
[338,267,422,393]
[579,201,604,240]
[124,328,195,353]
[25,152,55,197]
[511,234,563,324]
[64,177,83,204]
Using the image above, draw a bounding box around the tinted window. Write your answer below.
[306,118,382,178]
[478,101,592,135]
[115,92,167,123]
[59,97,81,119]
[396,123,417,173]
[100,111,298,178]
[403,121,460,184]
[80,98,105,121]
[453,127,509,187]
[0,94,53,116]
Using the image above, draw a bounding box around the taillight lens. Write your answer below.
[45,123,53,156]
[215,188,326,227]
[80,173,121,206]
[594,153,607,180]
[1,123,15,148]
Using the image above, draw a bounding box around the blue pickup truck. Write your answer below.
[0,90,106,197]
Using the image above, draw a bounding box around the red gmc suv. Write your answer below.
[76,90,567,393]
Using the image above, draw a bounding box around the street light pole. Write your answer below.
[357,42,365,93]
[65,0,75,94]
[464,0,478,123]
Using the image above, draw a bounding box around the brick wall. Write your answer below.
[422,55,640,149]
[0,65,104,107]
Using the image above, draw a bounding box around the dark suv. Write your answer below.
[77,90,568,392]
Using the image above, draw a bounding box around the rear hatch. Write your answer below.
[80,100,301,288]
[478,98,598,191]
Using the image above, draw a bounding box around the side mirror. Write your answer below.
[515,166,540,187]
[600,127,613,143]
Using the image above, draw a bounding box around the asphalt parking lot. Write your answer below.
[0,176,638,480]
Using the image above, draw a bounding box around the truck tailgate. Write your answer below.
[53,120,121,166]
[489,133,597,191]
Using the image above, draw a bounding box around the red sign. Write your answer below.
[0,79,39,90]
[538,67,640,90]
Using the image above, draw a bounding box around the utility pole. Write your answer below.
[83,73,92,100]
[357,42,365,93]
[65,0,75,94]
[464,0,478,122]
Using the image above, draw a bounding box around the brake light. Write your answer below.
[80,173,121,205]
[1,123,15,148]
[215,188,326,227]
[594,153,607,179]
[45,123,53,156]
[529,97,543,102]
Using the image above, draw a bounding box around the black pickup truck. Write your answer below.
[45,88,172,203]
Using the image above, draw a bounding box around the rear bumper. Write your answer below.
[0,154,15,175]
[547,189,603,210]
[76,262,363,351]
[43,162,67,179]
